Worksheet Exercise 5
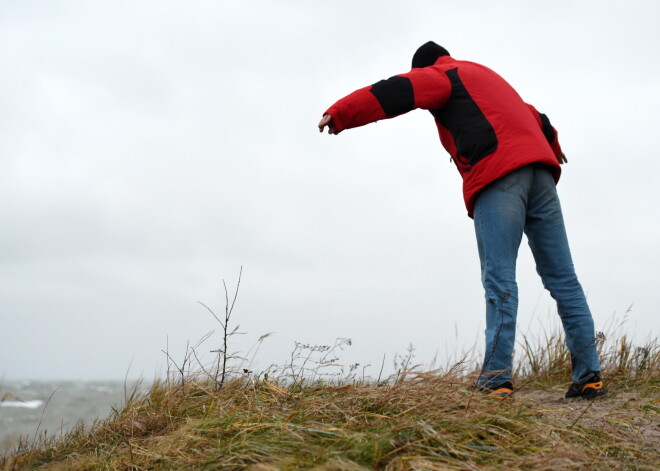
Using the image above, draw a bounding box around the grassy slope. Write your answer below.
[2,375,658,470]
[3,331,658,470]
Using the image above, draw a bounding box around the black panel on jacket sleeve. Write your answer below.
[369,76,415,117]
[539,113,556,145]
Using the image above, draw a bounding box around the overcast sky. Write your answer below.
[1,1,658,381]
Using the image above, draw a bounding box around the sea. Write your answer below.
[0,380,142,454]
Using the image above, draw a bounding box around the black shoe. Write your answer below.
[565,374,607,399]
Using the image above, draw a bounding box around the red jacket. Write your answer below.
[324,55,563,217]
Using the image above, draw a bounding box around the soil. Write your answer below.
[515,388,660,452]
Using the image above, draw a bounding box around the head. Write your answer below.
[411,41,450,68]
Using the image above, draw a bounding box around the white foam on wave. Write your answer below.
[1,400,44,409]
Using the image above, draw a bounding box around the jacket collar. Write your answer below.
[433,55,455,66]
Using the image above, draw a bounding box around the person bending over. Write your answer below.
[318,41,606,399]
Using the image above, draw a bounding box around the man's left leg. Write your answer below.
[524,166,602,386]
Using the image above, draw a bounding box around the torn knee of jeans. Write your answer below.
[488,292,511,302]
[486,290,512,305]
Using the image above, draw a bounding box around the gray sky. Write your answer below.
[1,1,658,380]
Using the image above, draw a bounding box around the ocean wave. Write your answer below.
[0,400,44,409]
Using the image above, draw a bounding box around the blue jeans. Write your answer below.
[473,163,601,387]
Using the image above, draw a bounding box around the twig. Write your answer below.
[377,353,386,385]
[568,398,596,429]
[123,357,134,404]
[165,336,170,387]
[33,387,59,446]
[161,349,184,385]
[191,347,218,387]
[203,266,244,389]
[220,266,243,388]
[199,301,225,329]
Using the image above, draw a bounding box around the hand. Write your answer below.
[318,114,339,135]
[557,152,568,164]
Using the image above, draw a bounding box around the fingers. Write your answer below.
[318,114,338,134]
[318,114,331,133]
[558,152,568,164]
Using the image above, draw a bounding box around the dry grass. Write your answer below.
[2,322,658,471]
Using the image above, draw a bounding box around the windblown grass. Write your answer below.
[2,322,658,470]
[514,310,659,393]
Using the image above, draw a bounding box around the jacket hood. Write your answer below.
[412,41,450,68]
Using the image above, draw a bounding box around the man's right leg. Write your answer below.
[473,167,531,388]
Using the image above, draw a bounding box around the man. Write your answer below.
[318,41,606,399]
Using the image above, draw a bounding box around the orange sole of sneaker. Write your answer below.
[487,387,513,399]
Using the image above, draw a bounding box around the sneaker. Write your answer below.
[467,381,514,398]
[486,381,514,399]
[565,374,607,399]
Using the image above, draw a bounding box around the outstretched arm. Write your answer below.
[319,67,451,135]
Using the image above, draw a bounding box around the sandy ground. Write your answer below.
[515,388,660,452]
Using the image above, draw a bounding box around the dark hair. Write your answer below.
[411,41,450,68]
